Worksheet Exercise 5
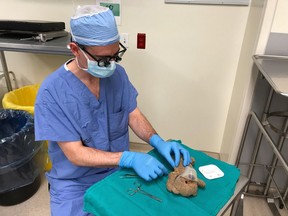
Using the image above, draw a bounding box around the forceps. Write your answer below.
[120,173,138,178]
[127,182,162,202]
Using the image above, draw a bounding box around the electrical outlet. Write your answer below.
[120,33,129,48]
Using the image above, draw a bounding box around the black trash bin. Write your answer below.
[0,109,45,206]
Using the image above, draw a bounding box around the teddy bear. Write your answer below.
[166,157,206,197]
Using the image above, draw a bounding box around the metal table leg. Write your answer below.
[238,88,274,193]
[264,117,288,192]
[0,50,13,91]
[249,112,288,175]
[217,176,249,216]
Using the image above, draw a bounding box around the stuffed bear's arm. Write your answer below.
[166,172,180,194]
[197,179,206,188]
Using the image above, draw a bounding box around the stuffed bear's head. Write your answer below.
[166,157,206,197]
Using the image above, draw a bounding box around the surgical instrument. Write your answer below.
[127,182,162,202]
[120,173,138,179]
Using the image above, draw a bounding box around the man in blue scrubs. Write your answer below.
[35,5,191,216]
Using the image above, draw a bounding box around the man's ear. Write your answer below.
[69,42,80,56]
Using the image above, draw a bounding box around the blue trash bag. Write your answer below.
[0,109,44,194]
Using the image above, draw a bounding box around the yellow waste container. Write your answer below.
[2,84,52,171]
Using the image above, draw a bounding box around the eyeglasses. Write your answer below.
[76,42,127,67]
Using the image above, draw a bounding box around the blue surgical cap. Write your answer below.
[70,5,119,46]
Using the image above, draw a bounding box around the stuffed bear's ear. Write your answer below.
[190,157,195,165]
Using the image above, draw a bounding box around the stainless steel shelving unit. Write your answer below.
[236,55,288,214]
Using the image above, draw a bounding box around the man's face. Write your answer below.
[74,42,125,68]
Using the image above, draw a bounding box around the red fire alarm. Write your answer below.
[137,33,146,49]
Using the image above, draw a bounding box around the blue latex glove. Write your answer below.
[119,151,168,181]
[149,134,191,168]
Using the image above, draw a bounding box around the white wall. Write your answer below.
[220,0,276,163]
[271,0,288,33]
[0,0,249,152]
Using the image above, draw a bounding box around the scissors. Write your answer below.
[127,182,162,202]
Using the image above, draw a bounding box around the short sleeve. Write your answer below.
[128,80,138,113]
[34,89,80,142]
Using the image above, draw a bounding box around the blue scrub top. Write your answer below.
[34,60,138,189]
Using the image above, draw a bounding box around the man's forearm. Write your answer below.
[58,140,123,167]
[128,107,157,143]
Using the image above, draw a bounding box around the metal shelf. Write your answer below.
[253,55,288,97]
[0,34,72,92]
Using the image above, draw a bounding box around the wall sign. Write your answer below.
[96,0,121,25]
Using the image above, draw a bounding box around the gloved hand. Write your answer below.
[119,151,168,181]
[150,134,191,168]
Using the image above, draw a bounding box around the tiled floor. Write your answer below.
[0,143,287,216]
